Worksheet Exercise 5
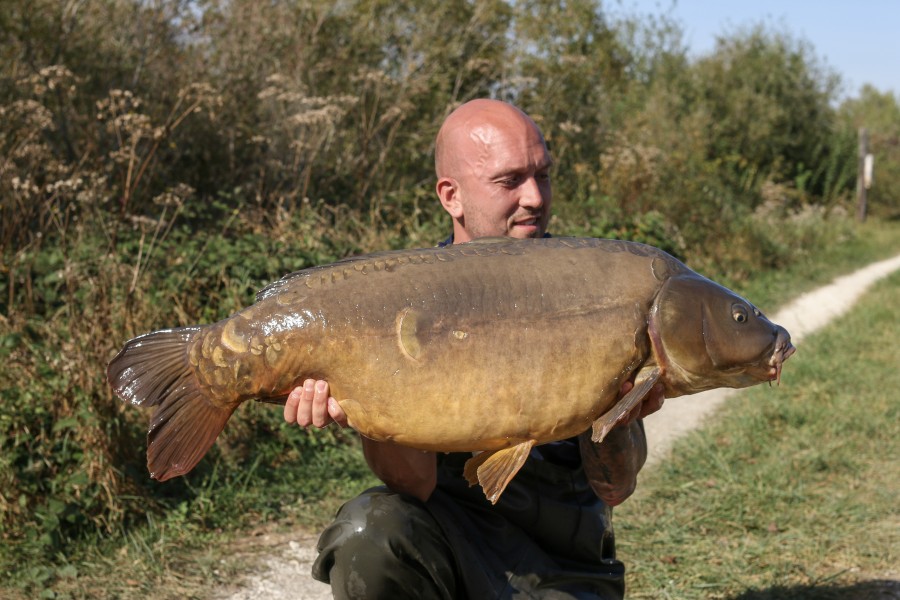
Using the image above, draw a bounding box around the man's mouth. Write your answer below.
[512,215,541,230]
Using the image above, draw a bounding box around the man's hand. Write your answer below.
[283,379,348,428]
[616,379,666,428]
[283,379,436,501]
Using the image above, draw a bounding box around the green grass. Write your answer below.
[617,270,900,599]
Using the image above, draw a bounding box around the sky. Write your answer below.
[616,0,899,99]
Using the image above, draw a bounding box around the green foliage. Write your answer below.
[0,0,862,266]
[690,26,839,189]
[0,209,380,593]
[0,0,897,595]
[839,85,900,218]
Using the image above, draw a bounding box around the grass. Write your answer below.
[617,269,900,599]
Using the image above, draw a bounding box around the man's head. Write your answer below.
[435,99,552,243]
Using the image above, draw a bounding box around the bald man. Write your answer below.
[285,99,664,599]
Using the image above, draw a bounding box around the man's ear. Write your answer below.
[436,177,463,219]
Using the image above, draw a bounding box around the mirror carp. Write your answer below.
[108,237,795,503]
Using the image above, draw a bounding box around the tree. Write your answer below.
[840,85,900,217]
[689,25,843,201]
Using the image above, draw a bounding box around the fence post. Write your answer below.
[856,127,869,222]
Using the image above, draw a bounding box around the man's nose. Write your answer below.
[519,176,545,208]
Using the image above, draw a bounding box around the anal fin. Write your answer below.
[463,440,536,504]
[591,367,662,443]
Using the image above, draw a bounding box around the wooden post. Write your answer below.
[857,127,869,222]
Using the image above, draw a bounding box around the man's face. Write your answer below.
[449,120,552,242]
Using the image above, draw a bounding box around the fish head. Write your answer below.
[650,273,796,396]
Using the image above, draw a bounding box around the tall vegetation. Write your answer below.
[1,0,897,590]
[840,84,900,217]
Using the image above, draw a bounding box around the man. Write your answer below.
[284,99,665,599]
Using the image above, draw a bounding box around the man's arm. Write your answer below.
[361,438,437,503]
[578,382,665,506]
[284,379,437,502]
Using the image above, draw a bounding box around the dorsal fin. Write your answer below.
[465,236,511,245]
[256,246,447,301]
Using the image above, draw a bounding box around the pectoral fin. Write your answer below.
[591,367,662,443]
[463,440,536,504]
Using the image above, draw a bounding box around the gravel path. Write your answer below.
[216,253,900,600]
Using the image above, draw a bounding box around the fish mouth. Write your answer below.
[767,341,797,384]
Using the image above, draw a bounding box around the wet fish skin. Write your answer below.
[107,237,794,503]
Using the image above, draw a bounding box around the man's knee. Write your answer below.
[312,488,458,599]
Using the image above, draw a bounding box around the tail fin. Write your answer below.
[107,326,236,481]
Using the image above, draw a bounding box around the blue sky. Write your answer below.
[615,0,899,99]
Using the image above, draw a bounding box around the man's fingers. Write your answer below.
[637,383,666,420]
[293,378,316,427]
[327,397,348,427]
[284,379,345,429]
[611,381,666,427]
[284,385,302,423]
[311,380,330,427]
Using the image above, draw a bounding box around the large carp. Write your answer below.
[108,237,795,503]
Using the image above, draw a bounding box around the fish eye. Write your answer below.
[732,304,749,323]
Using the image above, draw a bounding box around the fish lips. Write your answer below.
[767,339,797,384]
[701,301,795,385]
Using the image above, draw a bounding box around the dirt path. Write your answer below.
[214,253,900,600]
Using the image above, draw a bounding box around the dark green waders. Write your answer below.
[313,445,626,599]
